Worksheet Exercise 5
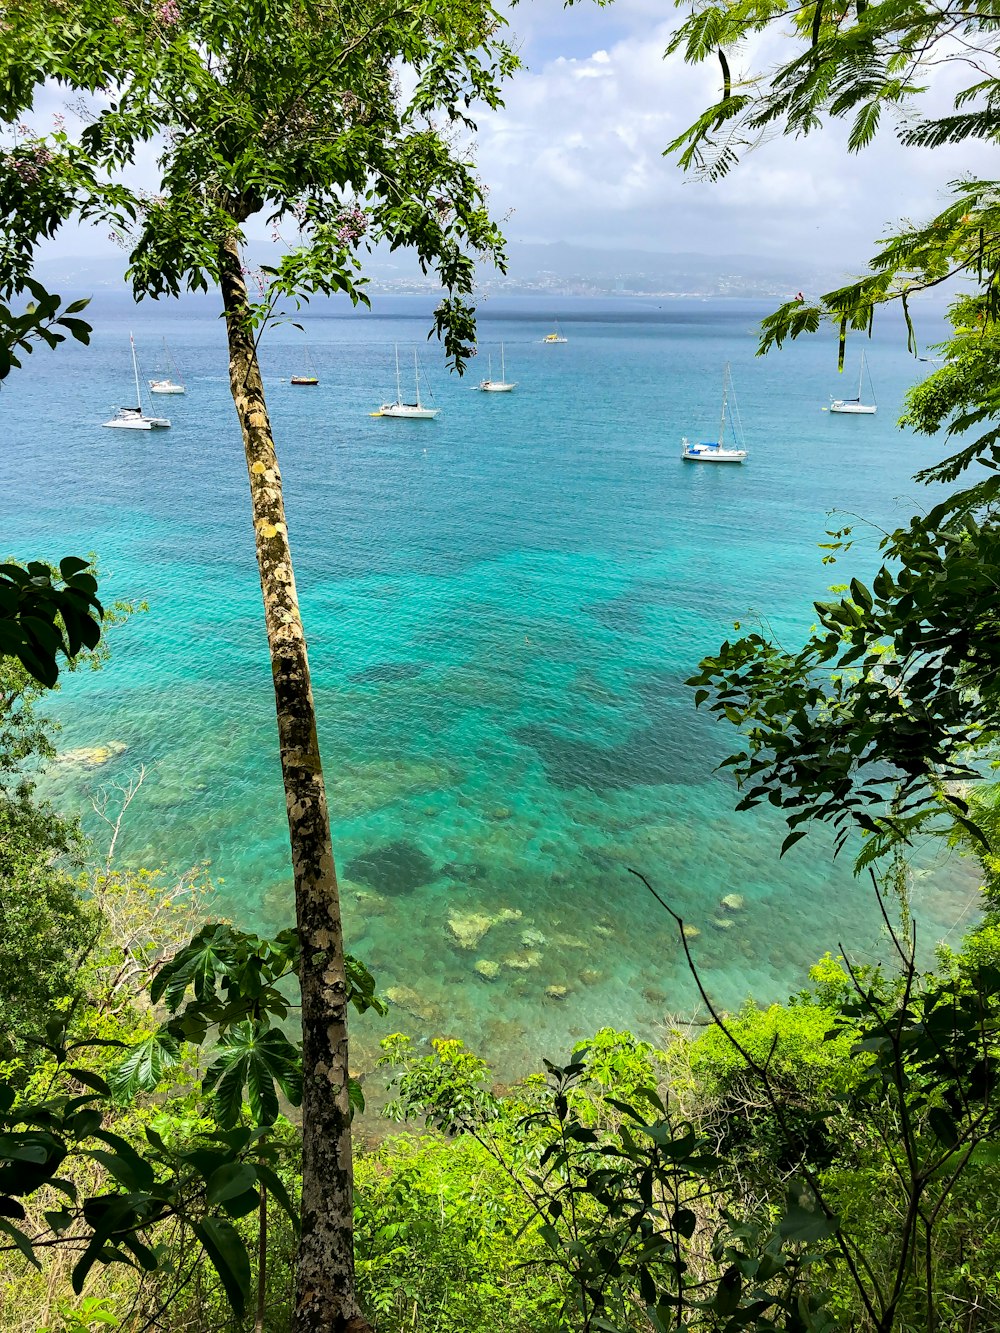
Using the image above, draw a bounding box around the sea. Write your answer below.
[2,290,981,1076]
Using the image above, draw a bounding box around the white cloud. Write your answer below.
[479,4,993,265]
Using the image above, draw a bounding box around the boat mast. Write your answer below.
[858,352,865,402]
[414,349,421,407]
[394,344,401,403]
[500,343,505,382]
[718,363,730,447]
[130,333,142,410]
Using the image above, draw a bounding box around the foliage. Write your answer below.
[379,1031,843,1333]
[0,558,102,690]
[686,995,861,1174]
[354,1133,565,1333]
[0,278,91,383]
[0,1026,296,1319]
[114,921,386,1125]
[0,789,91,1067]
[661,0,1000,863]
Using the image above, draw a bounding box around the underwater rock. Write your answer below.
[386,985,440,1025]
[545,985,569,1000]
[474,959,501,981]
[346,884,391,917]
[447,906,522,950]
[580,969,603,986]
[53,741,127,769]
[711,916,734,931]
[490,806,513,821]
[682,924,701,940]
[448,911,494,950]
[503,949,542,971]
[520,928,547,949]
[594,925,615,940]
[720,893,745,912]
[553,933,587,949]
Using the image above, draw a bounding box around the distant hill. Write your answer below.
[30,239,851,300]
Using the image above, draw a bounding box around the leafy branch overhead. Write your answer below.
[0,558,103,688]
[666,0,1000,858]
[112,922,386,1125]
[1,0,519,369]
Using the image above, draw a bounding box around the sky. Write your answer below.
[485,0,990,263]
[26,0,993,272]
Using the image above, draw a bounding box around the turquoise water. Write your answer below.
[3,293,979,1073]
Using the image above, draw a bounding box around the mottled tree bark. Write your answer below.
[218,230,370,1333]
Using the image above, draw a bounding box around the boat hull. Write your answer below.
[378,403,439,419]
[682,447,746,463]
[291,377,319,386]
[478,381,516,392]
[830,401,877,414]
[149,380,185,394]
[103,416,171,429]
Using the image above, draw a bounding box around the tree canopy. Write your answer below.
[667,0,1000,859]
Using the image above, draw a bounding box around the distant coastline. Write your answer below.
[30,238,856,302]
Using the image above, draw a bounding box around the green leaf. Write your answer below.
[206,1162,258,1205]
[778,1180,838,1244]
[193,1217,251,1316]
[108,1032,181,1100]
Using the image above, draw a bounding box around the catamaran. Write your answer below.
[830,351,877,414]
[149,338,186,394]
[542,323,567,344]
[375,347,439,419]
[476,343,517,392]
[104,335,171,429]
[682,363,747,464]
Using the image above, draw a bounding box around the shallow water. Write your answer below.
[4,292,979,1074]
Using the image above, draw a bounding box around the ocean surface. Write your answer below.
[3,291,980,1075]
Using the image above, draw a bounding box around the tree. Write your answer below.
[663,0,1000,861]
[1,4,516,1325]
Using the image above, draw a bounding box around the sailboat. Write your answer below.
[103,335,171,429]
[681,363,747,464]
[476,343,517,392]
[149,338,185,394]
[375,347,439,419]
[542,322,567,344]
[830,351,877,414]
[291,344,319,386]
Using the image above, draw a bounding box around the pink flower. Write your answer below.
[8,145,54,185]
[335,204,368,245]
[155,0,181,27]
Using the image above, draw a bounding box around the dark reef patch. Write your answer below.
[343,840,437,895]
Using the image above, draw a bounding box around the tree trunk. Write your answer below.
[217,230,370,1333]
[255,1181,267,1333]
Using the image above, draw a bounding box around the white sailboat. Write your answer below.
[542,322,567,344]
[104,335,171,429]
[830,351,877,414]
[375,347,439,419]
[149,338,186,394]
[681,363,747,464]
[291,344,319,386]
[476,343,517,393]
